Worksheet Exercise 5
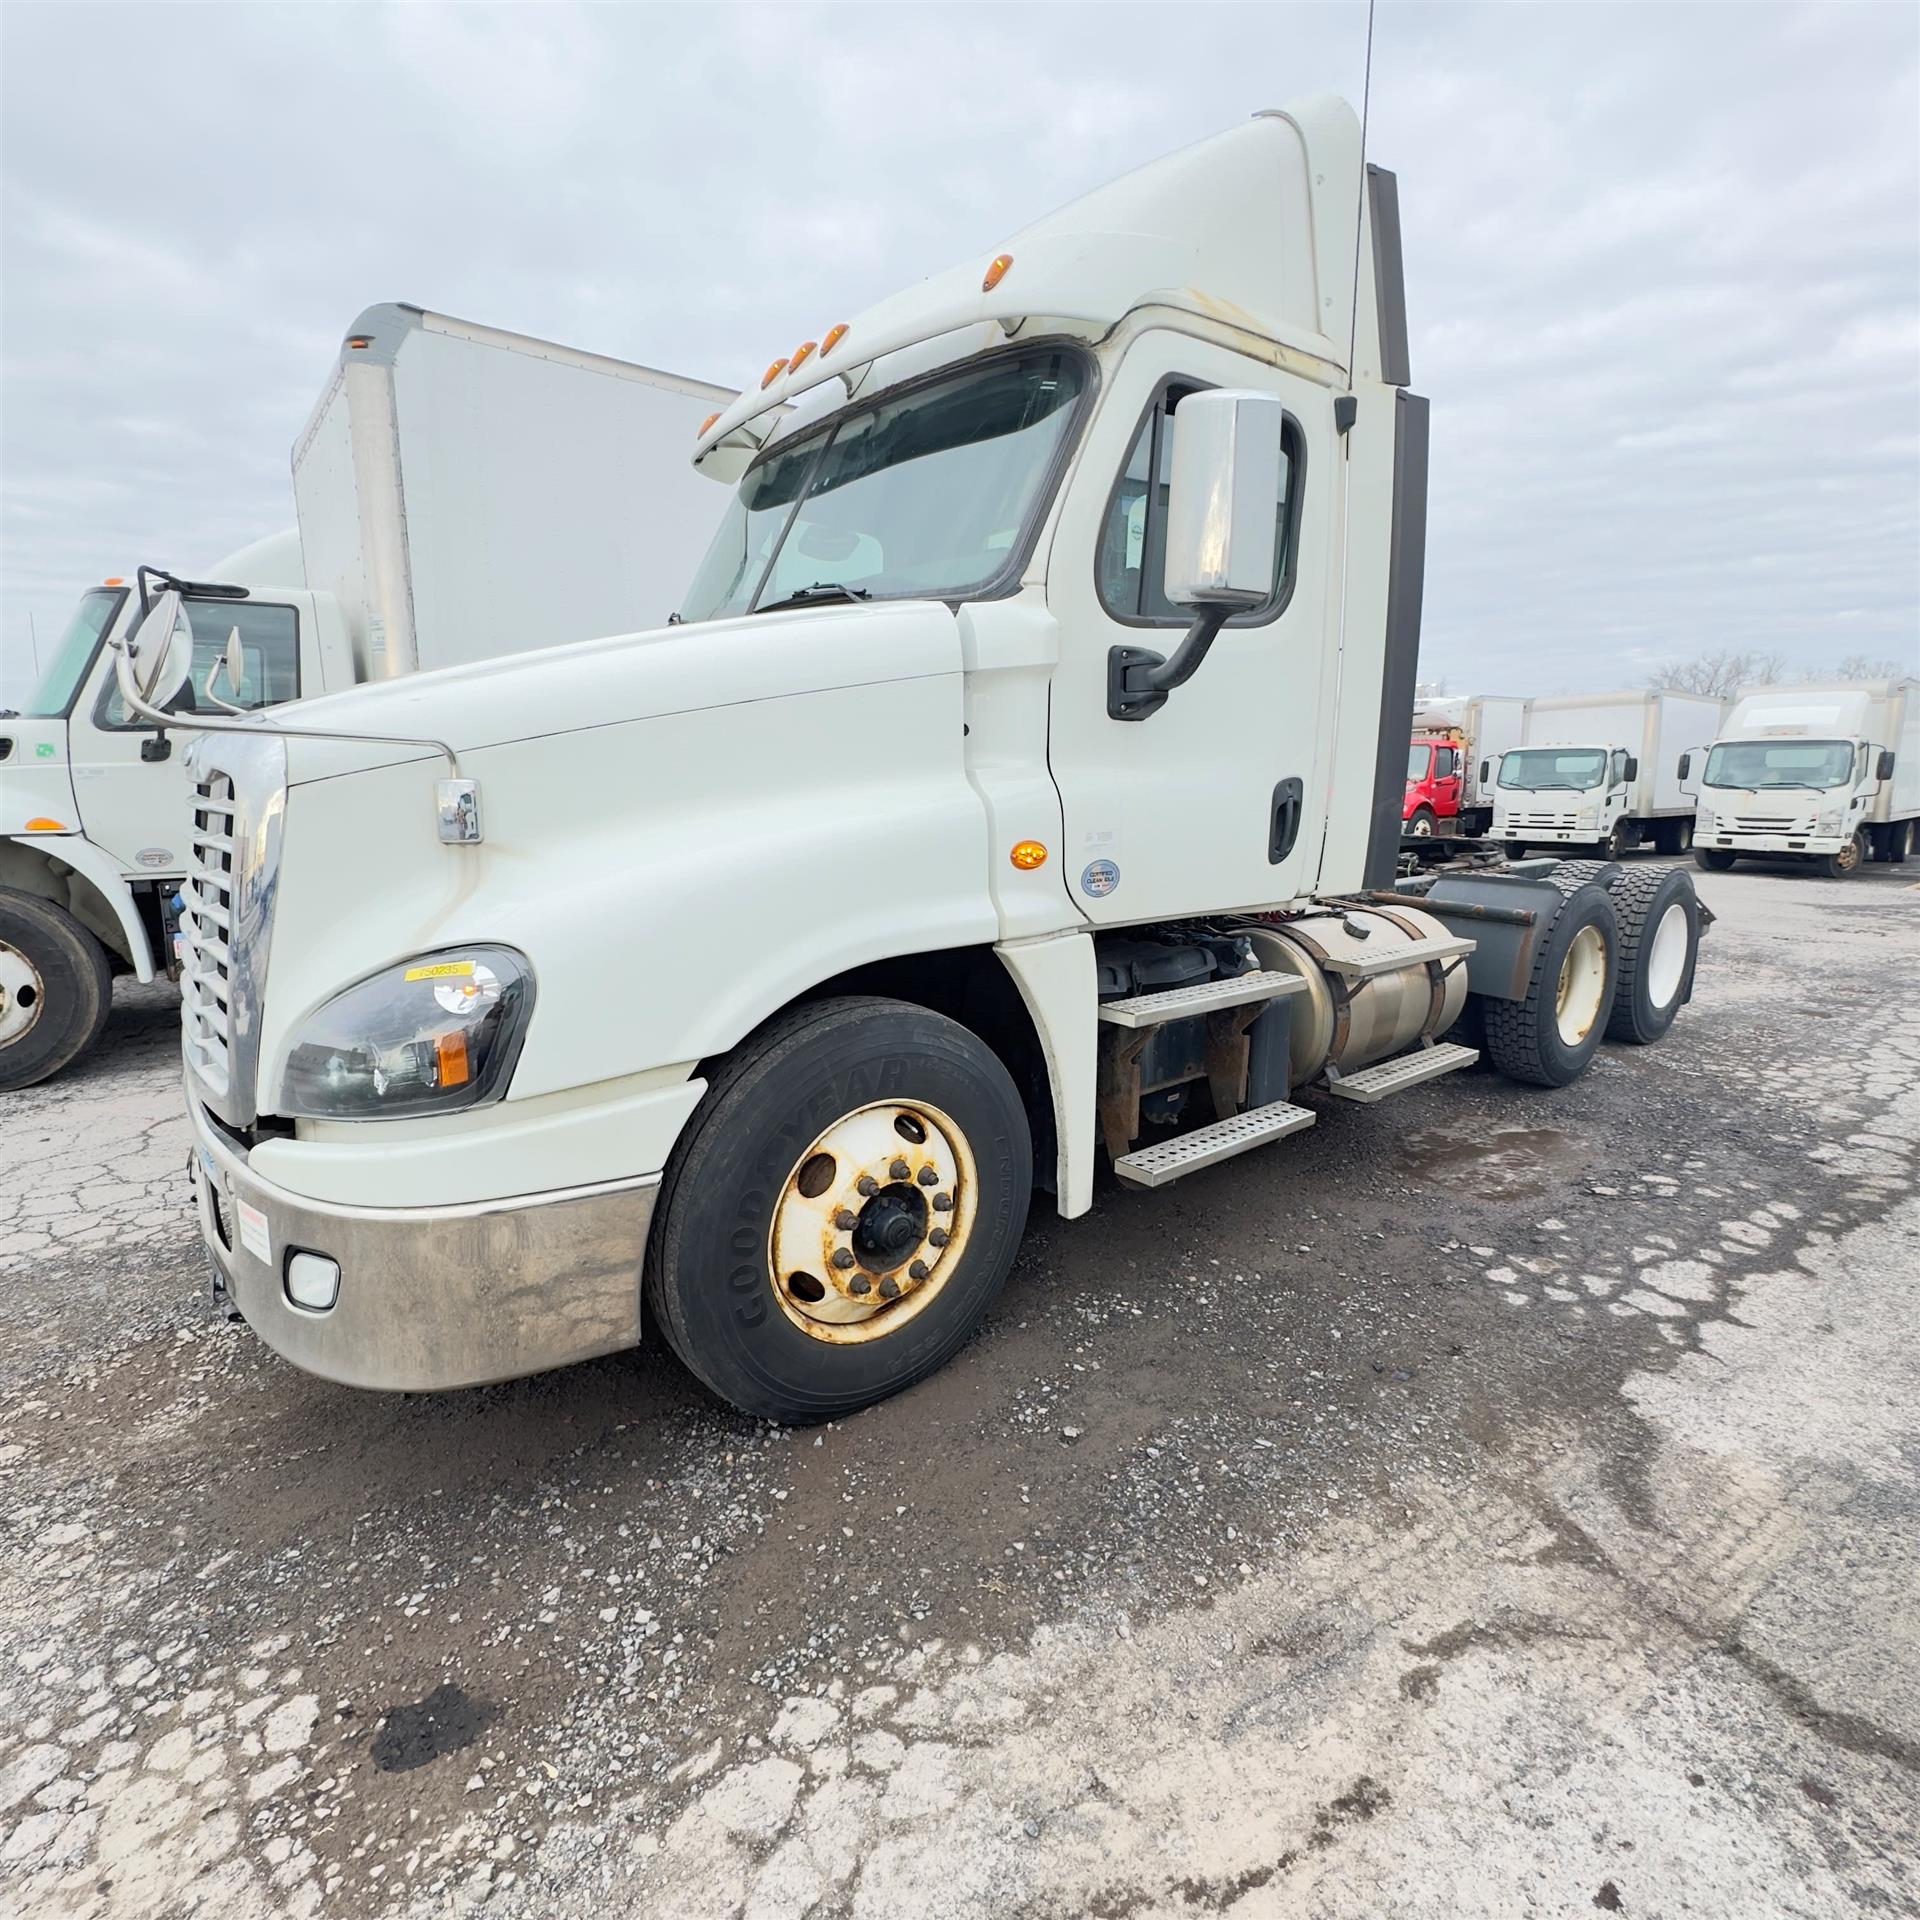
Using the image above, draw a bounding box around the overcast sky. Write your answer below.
[2,0,1915,706]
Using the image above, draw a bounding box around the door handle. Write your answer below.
[1270,776,1303,864]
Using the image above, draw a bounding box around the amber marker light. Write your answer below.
[761,357,789,389]
[788,340,818,373]
[1009,840,1048,871]
[982,253,1014,293]
[820,323,849,356]
[25,818,69,832]
[103,576,125,586]
[347,336,373,350]
[697,410,721,437]
[435,1028,472,1089]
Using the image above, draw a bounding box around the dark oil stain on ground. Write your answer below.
[370,1682,499,1773]
[1397,1124,1581,1201]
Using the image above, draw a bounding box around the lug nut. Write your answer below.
[909,1260,929,1281]
[928,1228,949,1248]
[890,1159,911,1181]
[834,1208,857,1230]
[850,1275,872,1296]
[917,1166,938,1187]
[932,1193,953,1213]
[832,1248,856,1270]
[857,1175,879,1197]
[878,1276,900,1300]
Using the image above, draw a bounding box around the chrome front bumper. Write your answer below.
[189,1095,654,1391]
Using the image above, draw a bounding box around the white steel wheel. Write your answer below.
[768,1100,976,1345]
[0,939,44,1049]
[1554,923,1610,1046]
[1644,901,1690,1011]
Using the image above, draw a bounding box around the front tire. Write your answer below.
[1695,848,1736,872]
[1407,806,1437,839]
[0,890,112,1092]
[1481,883,1619,1087]
[1817,831,1867,880]
[1602,866,1702,1044]
[644,996,1032,1423]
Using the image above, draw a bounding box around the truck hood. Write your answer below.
[0,716,80,833]
[270,600,960,787]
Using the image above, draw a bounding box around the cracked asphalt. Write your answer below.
[2,859,1917,1919]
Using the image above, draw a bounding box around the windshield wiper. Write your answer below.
[751,582,873,616]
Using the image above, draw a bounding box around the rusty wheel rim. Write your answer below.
[767,1100,976,1344]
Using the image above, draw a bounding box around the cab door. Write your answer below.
[1433,744,1463,820]
[1042,337,1335,924]
[68,593,304,877]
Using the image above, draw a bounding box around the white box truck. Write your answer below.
[1406,693,1527,839]
[1691,679,1919,877]
[1490,689,1725,858]
[123,101,1711,1423]
[0,306,732,1089]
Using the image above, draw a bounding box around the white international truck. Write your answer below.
[118,100,1710,1424]
[1490,689,1725,859]
[1690,679,1919,877]
[0,305,731,1089]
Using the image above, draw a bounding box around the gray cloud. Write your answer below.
[2,1,1914,704]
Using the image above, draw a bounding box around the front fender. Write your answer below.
[0,831,157,980]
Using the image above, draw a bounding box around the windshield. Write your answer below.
[21,587,126,717]
[1702,738,1856,790]
[678,346,1089,623]
[1499,747,1608,791]
[1405,744,1430,781]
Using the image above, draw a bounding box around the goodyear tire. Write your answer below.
[1600,865,1701,1044]
[644,995,1031,1423]
[0,890,112,1092]
[1695,848,1736,872]
[1480,883,1619,1088]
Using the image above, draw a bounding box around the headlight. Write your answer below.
[279,947,533,1121]
[1817,808,1843,834]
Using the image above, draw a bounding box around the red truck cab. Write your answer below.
[1404,731,1465,836]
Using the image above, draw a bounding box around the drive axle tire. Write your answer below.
[1601,865,1701,1044]
[644,995,1031,1424]
[1480,883,1619,1088]
[0,890,112,1092]
[1695,849,1736,872]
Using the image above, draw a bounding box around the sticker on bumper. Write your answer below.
[236,1198,272,1266]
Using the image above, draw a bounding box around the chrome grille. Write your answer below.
[181,773,236,1096]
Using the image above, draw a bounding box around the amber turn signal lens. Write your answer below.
[25,817,69,832]
[982,253,1013,293]
[788,340,818,373]
[820,323,849,356]
[1009,840,1048,871]
[761,357,789,389]
[697,410,721,437]
[435,1028,471,1089]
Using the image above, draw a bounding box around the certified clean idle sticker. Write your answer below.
[136,848,173,868]
[1080,858,1120,899]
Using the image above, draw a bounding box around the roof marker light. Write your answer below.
[103,577,124,586]
[761,357,789,389]
[347,336,373,350]
[697,410,721,438]
[982,253,1013,293]
[820,323,849,357]
[788,340,818,374]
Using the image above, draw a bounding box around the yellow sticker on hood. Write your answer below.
[404,961,475,982]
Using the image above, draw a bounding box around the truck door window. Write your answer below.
[1434,747,1458,779]
[1609,749,1628,786]
[1096,385,1300,626]
[97,598,300,728]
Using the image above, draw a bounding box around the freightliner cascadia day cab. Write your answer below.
[1691,679,1918,877]
[118,101,1710,1422]
[0,305,733,1090]
[1404,694,1527,839]
[1490,689,1725,859]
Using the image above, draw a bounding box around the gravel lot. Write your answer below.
[3,859,1917,1920]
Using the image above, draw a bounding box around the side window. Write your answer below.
[1609,749,1628,786]
[100,599,300,728]
[1434,748,1458,779]
[1096,385,1299,625]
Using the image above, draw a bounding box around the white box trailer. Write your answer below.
[1492,688,1725,857]
[294,304,734,678]
[1692,679,1919,877]
[1,308,732,1090]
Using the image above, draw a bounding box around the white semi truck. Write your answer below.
[1690,679,1919,877]
[1490,689,1725,859]
[120,101,1710,1423]
[0,305,732,1089]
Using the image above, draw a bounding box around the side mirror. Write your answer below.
[202,626,249,714]
[113,590,195,721]
[1480,759,1491,785]
[1677,752,1692,781]
[1878,749,1897,782]
[1622,755,1639,783]
[1107,389,1284,722]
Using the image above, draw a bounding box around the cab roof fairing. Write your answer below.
[692,98,1363,483]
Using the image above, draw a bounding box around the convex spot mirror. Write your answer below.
[1162,389,1284,609]
[115,589,195,719]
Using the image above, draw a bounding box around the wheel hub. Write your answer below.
[0,940,45,1049]
[768,1101,975,1342]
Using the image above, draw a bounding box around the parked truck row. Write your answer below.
[87,99,1719,1424]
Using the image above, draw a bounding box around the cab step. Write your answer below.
[1097,969,1306,1029]
[1112,1099,1317,1188]
[1316,934,1476,981]
[1324,1041,1479,1104]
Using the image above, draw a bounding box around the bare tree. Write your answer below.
[1643,649,1788,699]
[1813,654,1912,684]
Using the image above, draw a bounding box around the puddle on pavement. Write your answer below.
[371,1682,499,1773]
[1399,1125,1581,1201]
